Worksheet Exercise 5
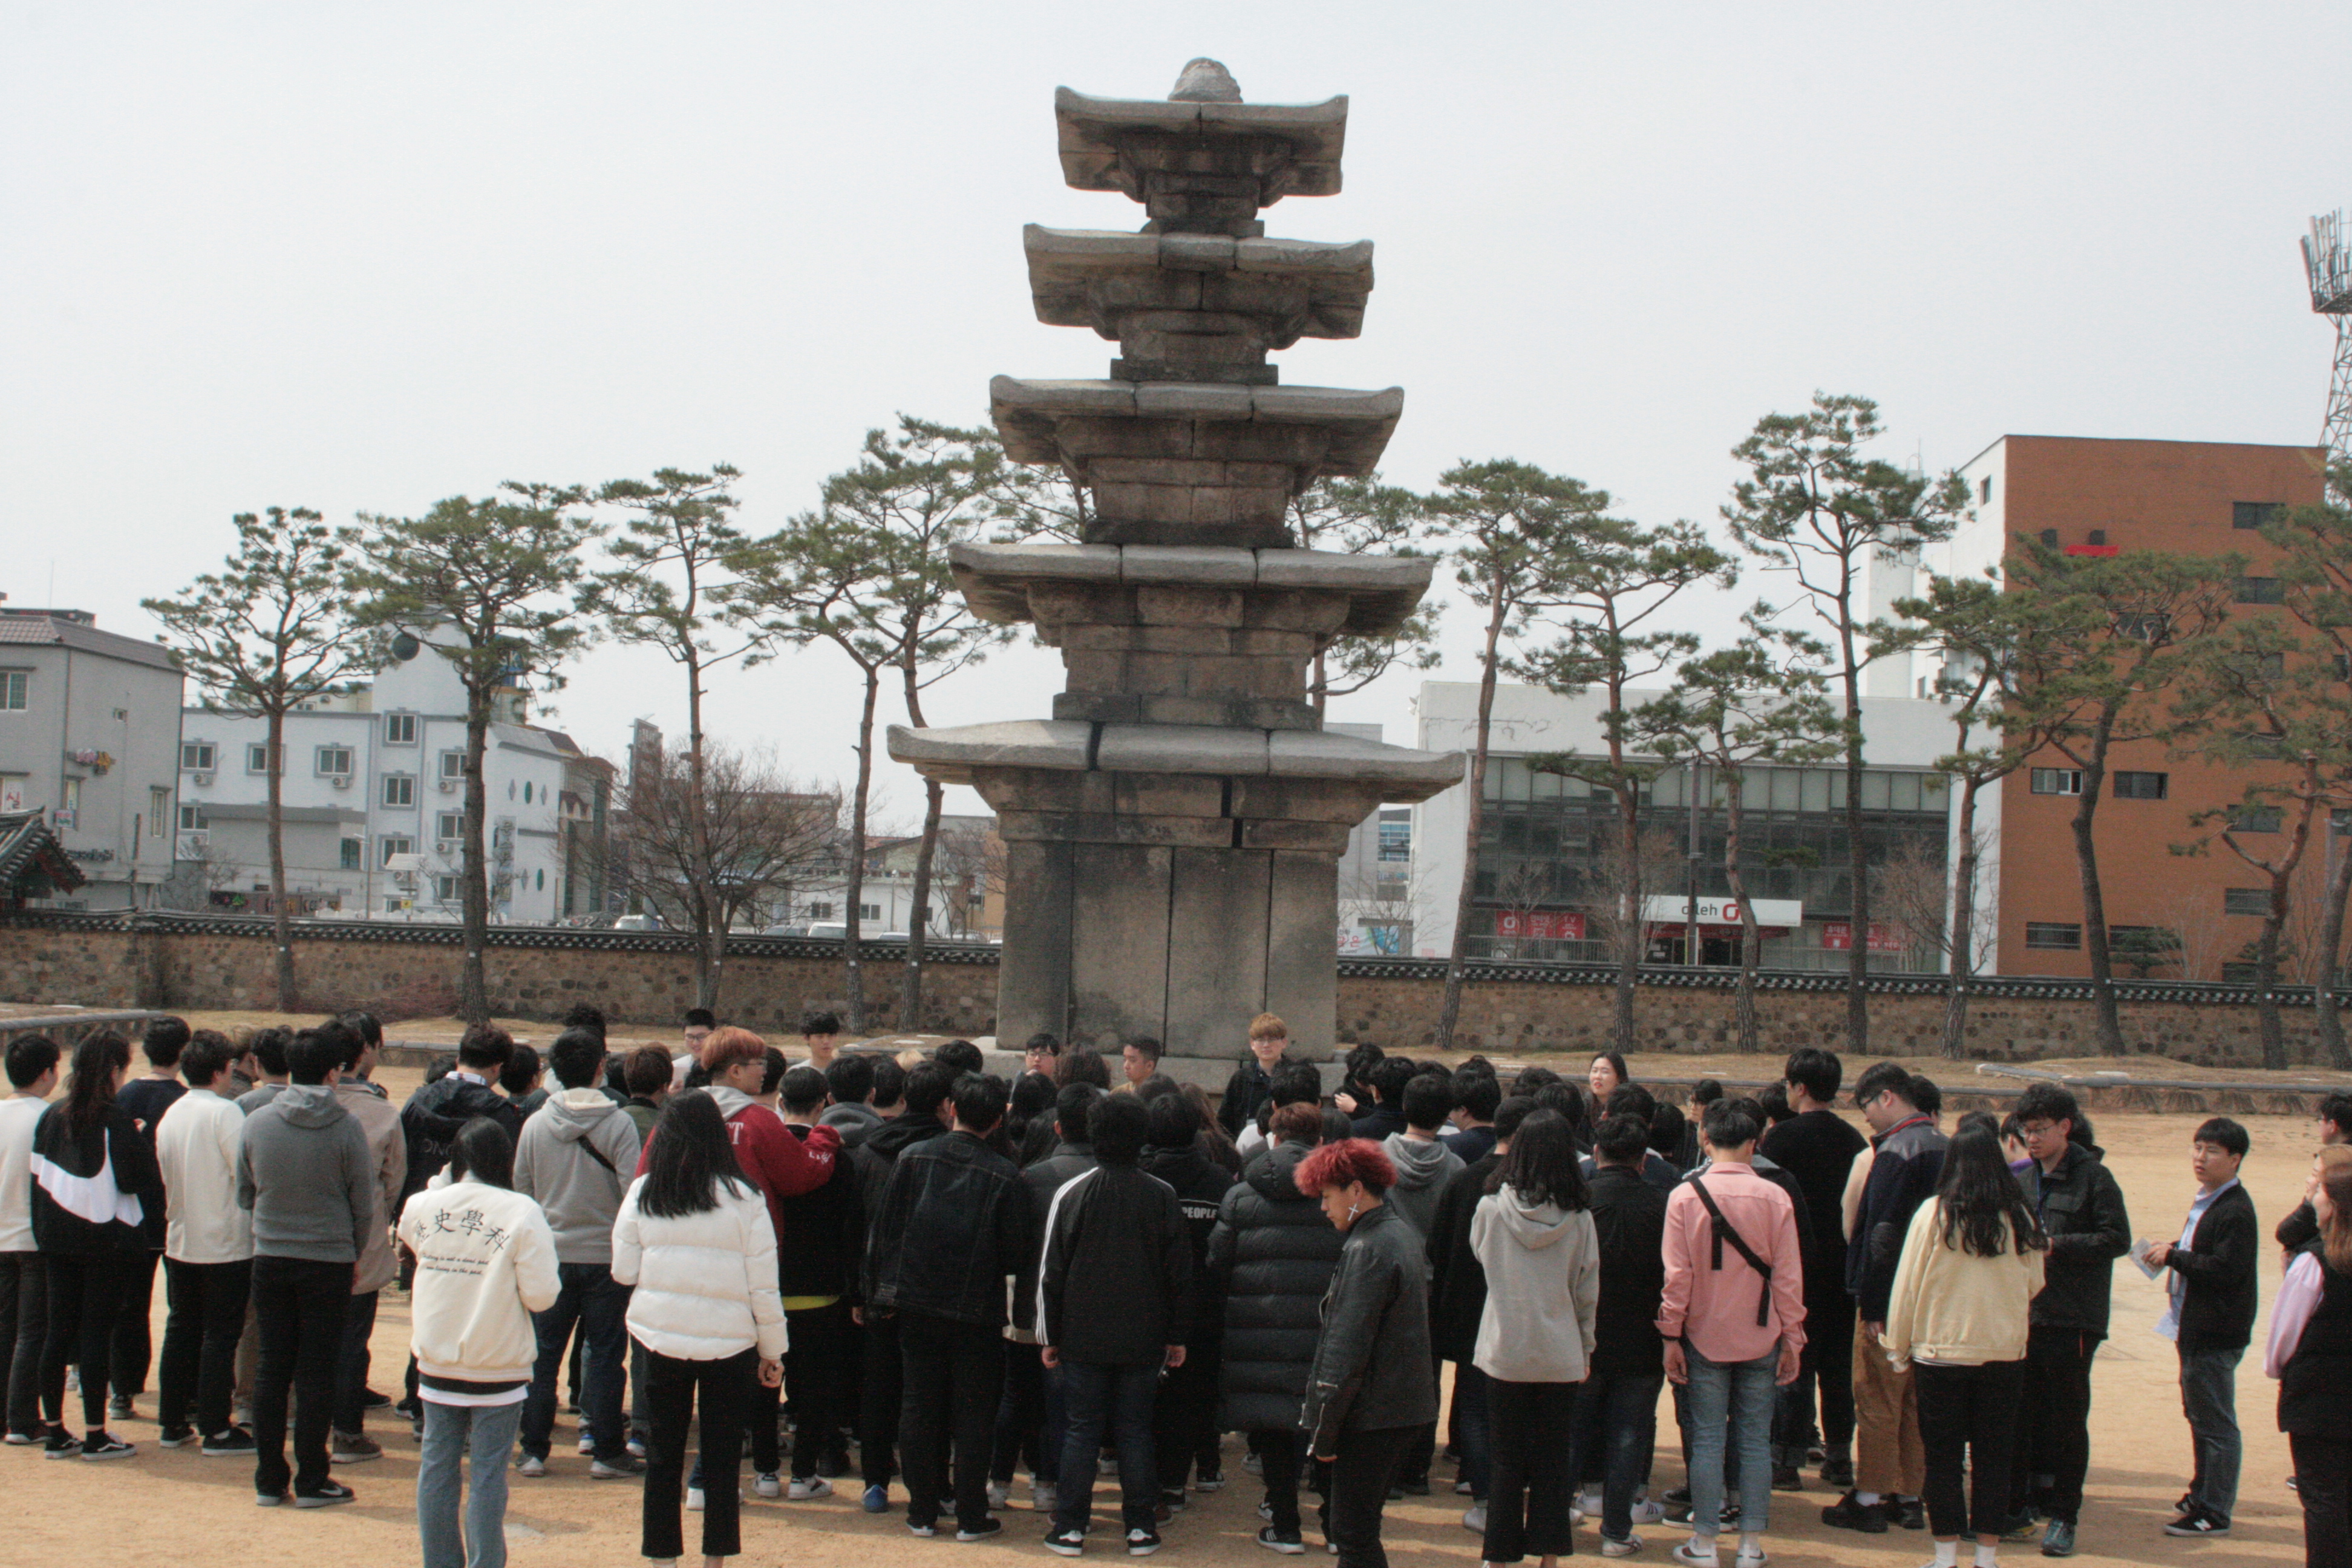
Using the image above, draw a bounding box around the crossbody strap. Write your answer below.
[1690,1175,1774,1329]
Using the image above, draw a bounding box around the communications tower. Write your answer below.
[2302,211,2352,483]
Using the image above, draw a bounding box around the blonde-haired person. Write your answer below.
[1881,1125,2047,1568]
[1219,1013,1292,1140]
[2269,1154,2352,1568]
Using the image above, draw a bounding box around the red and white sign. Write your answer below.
[1820,921,1907,953]
[1494,910,1587,941]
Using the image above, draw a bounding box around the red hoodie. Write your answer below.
[635,1086,840,1246]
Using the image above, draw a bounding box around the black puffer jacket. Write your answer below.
[1301,1200,1436,1448]
[399,1074,525,1207]
[1206,1139,1345,1432]
[852,1111,949,1238]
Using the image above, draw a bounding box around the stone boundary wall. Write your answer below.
[0,914,2339,1069]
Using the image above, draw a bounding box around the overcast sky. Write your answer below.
[5,3,2344,822]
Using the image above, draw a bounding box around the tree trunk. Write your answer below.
[902,777,944,1028]
[1942,776,1983,1060]
[2257,871,2289,1072]
[264,707,296,1009]
[459,687,493,1024]
[685,646,724,1012]
[1612,784,1641,1055]
[1839,661,1870,1053]
[840,667,880,1033]
[1721,771,1759,1054]
[2316,819,2352,1070]
[1436,588,1510,1051]
[2069,710,2123,1056]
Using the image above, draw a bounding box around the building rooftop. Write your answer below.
[0,609,180,673]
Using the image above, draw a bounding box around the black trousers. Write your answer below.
[1484,1379,1579,1563]
[158,1256,252,1438]
[1778,1292,1857,1455]
[0,1251,45,1438]
[333,1288,377,1434]
[992,1339,1047,1485]
[40,1251,129,1432]
[2008,1326,2099,1526]
[2291,1432,2352,1568]
[1257,1426,1308,1535]
[861,1308,903,1489]
[642,1345,752,1561]
[1154,1336,1221,1492]
[109,1248,162,1399]
[787,1300,852,1480]
[250,1255,350,1498]
[1916,1359,2024,1540]
[898,1310,1006,1532]
[1324,1425,1416,1568]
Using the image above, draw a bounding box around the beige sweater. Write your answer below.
[1880,1196,2045,1370]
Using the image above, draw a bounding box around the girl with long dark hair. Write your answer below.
[2269,1160,2352,1568]
[400,1117,558,1568]
[613,1091,786,1568]
[1881,1126,2047,1567]
[28,1031,160,1460]
[1587,1053,1628,1107]
[1469,1111,1598,1568]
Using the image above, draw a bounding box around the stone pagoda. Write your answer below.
[888,60,1462,1063]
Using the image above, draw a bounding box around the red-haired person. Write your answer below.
[1295,1138,1436,1568]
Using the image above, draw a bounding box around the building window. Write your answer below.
[0,671,25,712]
[2025,922,2082,950]
[2233,501,2284,531]
[178,804,207,831]
[149,788,168,834]
[523,781,533,804]
[1377,820,1411,861]
[340,837,362,871]
[2111,771,2168,800]
[181,742,216,772]
[433,874,460,902]
[246,743,282,774]
[1979,475,1993,504]
[383,774,415,808]
[315,745,353,777]
[436,811,464,842]
[381,835,413,866]
[2229,805,2284,833]
[2236,577,2284,605]
[807,901,832,921]
[859,903,881,922]
[2115,613,2169,641]
[385,713,417,745]
[440,750,465,780]
[2224,887,2269,916]
[2030,768,2084,796]
[535,867,544,890]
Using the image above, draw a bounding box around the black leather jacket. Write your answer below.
[863,1129,1031,1329]
[1301,1200,1436,1450]
[2032,1142,2131,1336]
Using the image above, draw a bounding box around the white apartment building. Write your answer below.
[177,635,609,923]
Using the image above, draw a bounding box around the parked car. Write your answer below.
[612,913,661,932]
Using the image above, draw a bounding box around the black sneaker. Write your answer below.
[1195,1468,1225,1492]
[1257,1526,1305,1555]
[907,1520,939,1539]
[42,1429,82,1460]
[360,1388,392,1410]
[1044,1527,1085,1557]
[1818,1454,1855,1489]
[2163,1509,2230,1538]
[107,1395,134,1420]
[956,1520,1005,1543]
[1897,1495,1926,1530]
[203,1426,258,1457]
[294,1480,356,1508]
[1394,1473,1432,1497]
[157,1425,198,1448]
[1126,1528,1162,1557]
[1771,1463,1802,1491]
[1820,1492,1889,1534]
[80,1433,137,1460]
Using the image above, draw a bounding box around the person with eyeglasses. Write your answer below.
[1999,1083,2129,1559]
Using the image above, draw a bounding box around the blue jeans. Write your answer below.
[1452,1363,1492,1500]
[1569,1368,1665,1543]
[2179,1345,2243,1520]
[520,1263,629,1462]
[1686,1347,1778,1539]
[1053,1360,1160,1535]
[418,1397,523,1568]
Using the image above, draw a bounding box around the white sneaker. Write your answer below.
[988,1480,1011,1510]
[789,1477,832,1501]
[1600,1536,1644,1559]
[1580,1490,1604,1516]
[1670,1541,1719,1568]
[577,1434,595,1456]
[514,1454,546,1478]
[687,1487,705,1512]
[1632,1498,1667,1526]
[754,1472,782,1498]
[1461,1506,1488,1534]
[1733,1546,1768,1568]
[1033,1483,1059,1514]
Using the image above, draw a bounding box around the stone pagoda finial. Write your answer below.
[1169,59,1242,102]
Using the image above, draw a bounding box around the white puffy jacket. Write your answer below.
[612,1174,788,1362]
[397,1178,560,1386]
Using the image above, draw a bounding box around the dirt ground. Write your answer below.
[2,1067,2330,1565]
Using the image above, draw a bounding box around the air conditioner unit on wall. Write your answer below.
[192,771,213,786]
[439,779,457,794]
[436,840,459,855]
[330,774,351,789]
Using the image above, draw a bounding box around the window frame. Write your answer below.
[315,744,354,778]
[379,834,414,866]
[2030,767,2085,796]
[2235,576,2285,606]
[180,741,217,772]
[0,670,25,711]
[2229,805,2285,834]
[2223,887,2270,916]
[2111,771,2169,800]
[178,803,207,832]
[2024,921,2083,950]
[2233,501,2284,531]
[384,712,419,746]
[382,774,416,808]
[245,742,282,775]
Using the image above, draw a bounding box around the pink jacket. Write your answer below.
[1657,1163,1808,1365]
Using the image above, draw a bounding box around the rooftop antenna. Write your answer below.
[2302,210,2352,485]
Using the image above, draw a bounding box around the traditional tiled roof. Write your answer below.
[0,811,87,895]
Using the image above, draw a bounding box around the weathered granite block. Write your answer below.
[1165,848,1272,1055]
[1240,589,1350,635]
[1135,585,1246,626]
[1052,692,1143,723]
[1068,843,1174,1045]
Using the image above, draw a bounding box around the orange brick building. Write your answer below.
[1889,436,2330,979]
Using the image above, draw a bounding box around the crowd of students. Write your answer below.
[0,1008,2349,1568]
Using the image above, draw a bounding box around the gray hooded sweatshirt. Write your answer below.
[237,1082,373,1264]
[515,1087,642,1265]
[1468,1187,1599,1383]
[1381,1132,1465,1238]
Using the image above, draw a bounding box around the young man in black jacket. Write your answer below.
[1037,1095,1192,1556]
[1759,1047,1868,1491]
[778,1067,863,1499]
[2005,1083,2131,1558]
[1425,1096,1531,1522]
[1141,1093,1236,1508]
[396,1024,524,1210]
[2148,1116,2259,1539]
[1571,1114,1670,1556]
[1218,1015,1293,1140]
[866,1073,1031,1543]
[851,1062,954,1512]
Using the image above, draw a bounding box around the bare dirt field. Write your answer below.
[2,1083,2324,1568]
